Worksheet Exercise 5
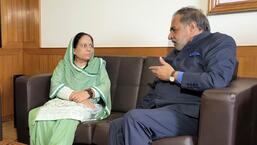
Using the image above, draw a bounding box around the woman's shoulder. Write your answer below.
[55,59,65,67]
[92,56,103,60]
[52,59,66,71]
[91,57,106,64]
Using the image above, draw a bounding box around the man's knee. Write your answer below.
[110,117,124,132]
[123,109,145,123]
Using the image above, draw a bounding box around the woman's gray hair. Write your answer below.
[174,7,210,32]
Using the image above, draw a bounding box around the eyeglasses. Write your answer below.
[78,43,94,49]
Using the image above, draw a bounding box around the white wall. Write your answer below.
[41,0,257,47]
[40,0,200,47]
[199,0,257,46]
[208,12,257,46]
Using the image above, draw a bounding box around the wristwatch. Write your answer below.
[85,88,94,98]
[169,71,176,82]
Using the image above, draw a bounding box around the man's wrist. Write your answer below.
[171,70,176,77]
[169,70,176,82]
[174,71,178,79]
[85,88,94,98]
[176,71,184,84]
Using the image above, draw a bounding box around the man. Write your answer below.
[108,7,236,145]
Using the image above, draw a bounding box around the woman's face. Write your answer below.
[74,35,94,62]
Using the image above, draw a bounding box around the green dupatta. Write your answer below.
[49,38,111,120]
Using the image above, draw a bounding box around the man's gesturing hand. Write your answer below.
[149,57,175,81]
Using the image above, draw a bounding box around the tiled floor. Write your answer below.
[2,121,17,141]
[0,121,26,145]
[0,140,26,145]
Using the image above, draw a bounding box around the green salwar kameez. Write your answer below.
[29,108,79,145]
[29,36,111,145]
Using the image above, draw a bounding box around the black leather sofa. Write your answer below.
[15,56,257,145]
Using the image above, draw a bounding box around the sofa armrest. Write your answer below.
[15,73,51,143]
[198,78,257,145]
[15,73,52,111]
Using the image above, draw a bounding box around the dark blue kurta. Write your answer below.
[141,31,237,118]
[109,31,237,145]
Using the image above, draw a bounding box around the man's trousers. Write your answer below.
[108,106,198,145]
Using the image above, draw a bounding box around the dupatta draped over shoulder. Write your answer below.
[35,38,111,122]
[29,37,111,145]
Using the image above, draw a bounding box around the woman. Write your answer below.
[29,32,111,145]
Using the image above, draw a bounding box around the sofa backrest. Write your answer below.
[102,56,144,113]
[137,57,159,107]
[103,56,239,112]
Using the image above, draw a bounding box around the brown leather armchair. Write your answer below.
[15,56,257,145]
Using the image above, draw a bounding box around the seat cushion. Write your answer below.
[74,122,96,144]
[152,136,195,145]
[92,122,110,145]
[74,112,124,144]
[92,112,124,145]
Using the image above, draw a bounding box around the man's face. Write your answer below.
[168,15,192,50]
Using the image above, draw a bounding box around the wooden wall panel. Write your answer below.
[22,0,40,48]
[237,46,257,78]
[23,46,257,78]
[1,0,39,49]
[23,47,170,75]
[0,49,23,121]
[23,49,64,75]
[95,47,170,57]
[1,0,23,48]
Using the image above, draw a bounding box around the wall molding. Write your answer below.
[23,45,257,78]
[24,47,170,56]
